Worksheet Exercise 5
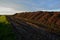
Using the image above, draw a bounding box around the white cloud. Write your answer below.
[0,6,25,15]
[40,10,60,12]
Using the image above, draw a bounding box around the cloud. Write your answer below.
[0,6,25,15]
[0,0,60,15]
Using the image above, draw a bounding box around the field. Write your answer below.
[0,16,16,40]
[14,11,60,34]
[0,11,60,40]
[6,11,60,40]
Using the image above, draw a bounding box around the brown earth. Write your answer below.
[14,11,60,26]
[10,11,60,34]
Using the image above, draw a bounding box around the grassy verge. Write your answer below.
[0,16,16,40]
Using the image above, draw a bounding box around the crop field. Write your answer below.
[6,11,60,40]
[0,11,60,40]
[14,12,60,34]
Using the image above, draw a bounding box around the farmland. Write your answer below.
[0,11,60,40]
[13,11,60,34]
[6,11,60,40]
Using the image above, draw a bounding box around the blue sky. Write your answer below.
[0,0,60,15]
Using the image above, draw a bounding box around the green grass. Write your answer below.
[0,16,16,40]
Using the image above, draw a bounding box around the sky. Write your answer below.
[0,0,60,15]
